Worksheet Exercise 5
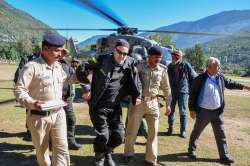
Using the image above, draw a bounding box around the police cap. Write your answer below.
[148,46,162,56]
[42,34,65,47]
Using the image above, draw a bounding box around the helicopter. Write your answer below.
[34,0,240,65]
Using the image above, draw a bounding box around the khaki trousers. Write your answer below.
[27,109,70,166]
[124,99,159,163]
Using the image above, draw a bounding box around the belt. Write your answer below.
[199,107,221,112]
[142,96,157,101]
[30,110,51,116]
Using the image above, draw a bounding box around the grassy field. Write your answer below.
[0,64,250,166]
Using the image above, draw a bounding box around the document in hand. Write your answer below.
[40,99,68,111]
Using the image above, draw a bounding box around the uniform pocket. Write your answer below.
[40,78,52,93]
[152,73,162,86]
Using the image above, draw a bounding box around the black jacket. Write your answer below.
[78,53,142,110]
[59,59,74,100]
[168,60,197,95]
[14,54,39,84]
[188,71,244,114]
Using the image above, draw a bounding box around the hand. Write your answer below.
[82,92,91,100]
[33,100,45,110]
[244,86,250,91]
[135,98,142,106]
[190,111,196,120]
[164,106,171,116]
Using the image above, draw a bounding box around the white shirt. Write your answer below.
[199,75,221,110]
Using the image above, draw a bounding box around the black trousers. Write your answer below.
[90,104,124,153]
[188,108,229,158]
[63,97,77,143]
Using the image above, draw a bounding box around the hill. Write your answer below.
[0,1,56,60]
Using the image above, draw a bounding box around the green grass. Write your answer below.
[1,71,250,165]
[225,74,250,86]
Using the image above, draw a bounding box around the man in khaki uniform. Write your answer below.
[124,46,171,166]
[15,34,71,166]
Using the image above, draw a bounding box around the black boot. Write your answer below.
[94,152,105,166]
[166,126,173,136]
[180,131,186,138]
[23,130,32,142]
[220,157,234,165]
[187,151,197,160]
[105,153,116,166]
[68,140,82,150]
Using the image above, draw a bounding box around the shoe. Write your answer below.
[124,155,135,164]
[144,160,162,166]
[179,131,186,138]
[187,151,197,160]
[68,142,82,150]
[105,153,116,166]
[94,153,105,166]
[220,157,234,165]
[94,157,105,166]
[166,127,173,136]
[23,131,32,142]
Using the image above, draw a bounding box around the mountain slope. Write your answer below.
[77,35,106,49]
[203,29,250,69]
[0,1,55,43]
[146,10,250,48]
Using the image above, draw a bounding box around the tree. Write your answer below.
[148,34,176,47]
[148,34,161,43]
[185,44,208,70]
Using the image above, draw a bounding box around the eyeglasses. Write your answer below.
[115,48,128,56]
[172,53,181,57]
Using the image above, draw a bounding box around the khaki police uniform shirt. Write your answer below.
[15,56,67,110]
[138,63,171,106]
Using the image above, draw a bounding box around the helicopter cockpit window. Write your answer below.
[131,45,148,62]
[160,46,172,66]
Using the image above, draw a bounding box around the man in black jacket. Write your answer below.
[80,39,142,166]
[14,53,40,141]
[166,49,197,138]
[187,57,250,165]
[59,49,82,150]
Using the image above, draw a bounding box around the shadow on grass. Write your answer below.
[0,142,33,152]
[75,125,95,136]
[75,137,94,145]
[159,152,220,164]
[158,131,182,137]
[71,153,146,166]
[0,87,14,90]
[0,99,16,105]
[0,151,36,166]
[0,149,223,166]
[0,152,144,166]
[0,131,26,138]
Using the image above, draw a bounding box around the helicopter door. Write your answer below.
[130,45,148,62]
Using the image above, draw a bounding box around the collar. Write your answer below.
[206,71,218,80]
[171,59,182,65]
[39,56,60,69]
[147,63,161,71]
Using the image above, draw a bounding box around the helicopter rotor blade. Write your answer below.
[28,28,117,31]
[28,27,250,38]
[138,29,234,36]
[67,0,127,27]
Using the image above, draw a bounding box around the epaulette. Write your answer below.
[159,63,167,70]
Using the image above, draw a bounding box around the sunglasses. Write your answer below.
[116,48,128,56]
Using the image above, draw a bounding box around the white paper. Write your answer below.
[40,99,68,111]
